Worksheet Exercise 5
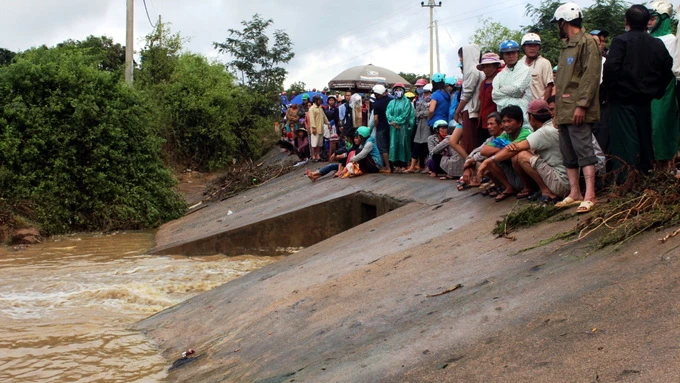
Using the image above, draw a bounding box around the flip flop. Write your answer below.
[487,187,503,198]
[516,190,534,199]
[495,190,517,202]
[577,200,595,213]
[527,191,542,201]
[555,196,583,208]
[457,183,472,191]
[539,195,561,204]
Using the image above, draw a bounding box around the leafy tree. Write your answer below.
[58,36,125,73]
[286,81,306,94]
[136,22,277,170]
[470,17,523,54]
[0,48,15,67]
[0,45,185,233]
[523,0,562,65]
[398,72,430,85]
[137,20,184,87]
[155,54,253,170]
[582,0,629,40]
[523,0,630,64]
[214,14,294,94]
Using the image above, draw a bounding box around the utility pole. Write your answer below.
[421,1,442,79]
[125,0,134,86]
[435,20,440,73]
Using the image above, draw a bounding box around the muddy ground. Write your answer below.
[137,153,680,383]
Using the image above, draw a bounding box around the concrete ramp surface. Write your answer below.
[136,169,680,382]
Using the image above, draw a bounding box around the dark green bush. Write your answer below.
[0,46,186,234]
[141,53,276,171]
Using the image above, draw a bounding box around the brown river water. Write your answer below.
[0,231,279,382]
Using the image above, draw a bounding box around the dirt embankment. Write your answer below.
[137,161,680,383]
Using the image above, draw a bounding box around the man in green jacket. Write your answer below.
[551,2,601,213]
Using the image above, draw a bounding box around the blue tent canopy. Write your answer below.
[289,92,327,106]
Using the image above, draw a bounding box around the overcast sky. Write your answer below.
[1,0,601,89]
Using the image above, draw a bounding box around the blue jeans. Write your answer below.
[318,163,340,176]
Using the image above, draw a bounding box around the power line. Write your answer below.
[435,0,522,23]
[142,0,156,28]
[434,9,458,47]
[436,0,527,27]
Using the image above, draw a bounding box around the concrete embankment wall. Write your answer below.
[137,168,680,383]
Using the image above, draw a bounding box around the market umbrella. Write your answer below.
[327,64,411,91]
[289,91,327,106]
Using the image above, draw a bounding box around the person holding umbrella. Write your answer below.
[386,83,416,172]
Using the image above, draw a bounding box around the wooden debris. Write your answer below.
[426,284,463,298]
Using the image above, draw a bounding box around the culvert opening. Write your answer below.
[160,192,407,256]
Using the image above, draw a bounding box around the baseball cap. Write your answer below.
[528,99,551,115]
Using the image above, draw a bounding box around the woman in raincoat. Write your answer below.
[386,83,416,172]
[648,1,679,170]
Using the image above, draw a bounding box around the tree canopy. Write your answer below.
[398,72,430,85]
[57,36,126,73]
[0,45,185,233]
[470,17,523,54]
[286,81,306,94]
[214,14,294,94]
[470,0,632,65]
[0,48,15,67]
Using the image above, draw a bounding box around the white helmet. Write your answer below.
[423,84,433,92]
[372,84,386,95]
[649,1,673,16]
[551,2,583,23]
[521,33,541,46]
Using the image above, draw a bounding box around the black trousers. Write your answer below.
[609,101,653,176]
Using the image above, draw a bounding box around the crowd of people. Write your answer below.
[279,1,679,214]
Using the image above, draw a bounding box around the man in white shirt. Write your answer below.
[519,33,554,101]
[505,100,569,203]
[492,40,532,114]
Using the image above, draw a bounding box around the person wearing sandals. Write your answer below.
[503,100,569,204]
[459,112,504,191]
[476,105,531,201]
[427,120,463,179]
[551,3,602,213]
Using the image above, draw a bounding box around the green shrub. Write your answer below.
[0,46,186,234]
[141,53,277,171]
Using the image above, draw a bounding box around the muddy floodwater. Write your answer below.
[0,231,279,382]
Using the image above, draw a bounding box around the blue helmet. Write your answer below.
[499,40,520,53]
[431,73,446,83]
[357,126,371,138]
[444,76,457,86]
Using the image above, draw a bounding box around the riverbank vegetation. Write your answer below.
[0,15,292,240]
[494,171,680,250]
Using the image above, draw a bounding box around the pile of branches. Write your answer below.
[493,203,561,238]
[201,161,294,204]
[568,171,680,249]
